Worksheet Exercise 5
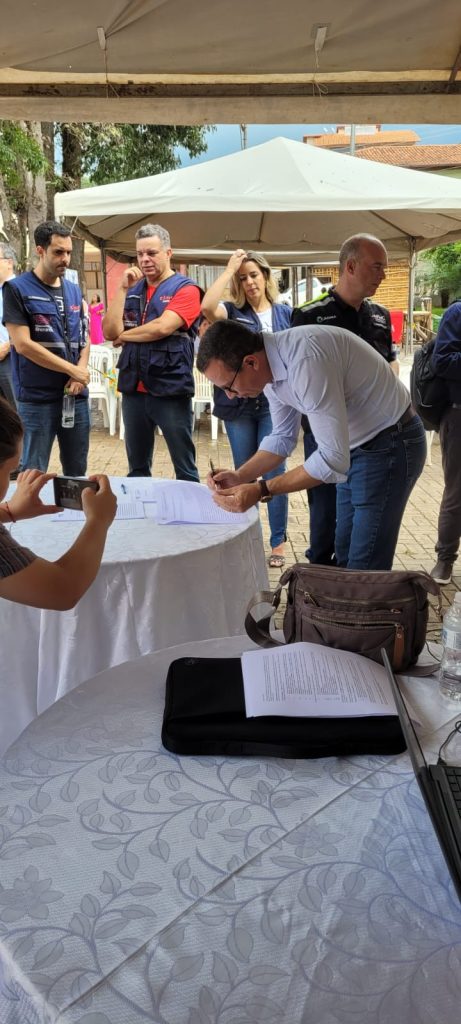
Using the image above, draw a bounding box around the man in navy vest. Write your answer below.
[2,221,90,474]
[103,223,200,481]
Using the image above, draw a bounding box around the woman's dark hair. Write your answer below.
[0,397,23,463]
[91,293,101,303]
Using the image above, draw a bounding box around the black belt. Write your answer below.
[361,404,416,449]
[374,404,416,441]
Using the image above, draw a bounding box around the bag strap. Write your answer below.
[245,587,286,648]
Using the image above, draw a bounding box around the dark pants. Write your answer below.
[17,397,90,474]
[0,353,16,408]
[436,405,461,564]
[225,399,288,550]
[122,392,199,481]
[303,430,337,564]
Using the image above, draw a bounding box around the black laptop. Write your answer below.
[382,648,461,901]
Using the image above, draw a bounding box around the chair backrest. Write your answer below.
[193,365,214,402]
[389,309,404,344]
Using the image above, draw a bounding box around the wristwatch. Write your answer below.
[258,478,273,503]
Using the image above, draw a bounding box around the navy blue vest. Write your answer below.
[213,301,292,420]
[117,273,199,397]
[7,272,86,402]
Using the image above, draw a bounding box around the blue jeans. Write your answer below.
[303,430,337,565]
[122,392,199,481]
[225,399,288,549]
[17,398,90,474]
[335,415,426,570]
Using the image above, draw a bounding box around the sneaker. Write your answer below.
[430,560,453,585]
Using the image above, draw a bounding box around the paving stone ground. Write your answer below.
[48,355,453,639]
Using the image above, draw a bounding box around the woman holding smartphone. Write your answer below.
[0,397,116,609]
[201,250,291,569]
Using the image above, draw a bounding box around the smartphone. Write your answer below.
[53,476,99,510]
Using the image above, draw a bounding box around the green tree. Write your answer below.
[0,120,50,264]
[419,242,461,306]
[1,120,212,276]
[79,124,211,185]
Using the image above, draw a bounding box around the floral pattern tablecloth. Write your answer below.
[0,637,460,1024]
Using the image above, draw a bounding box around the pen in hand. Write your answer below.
[121,483,127,494]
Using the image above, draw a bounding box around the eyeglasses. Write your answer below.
[223,359,244,395]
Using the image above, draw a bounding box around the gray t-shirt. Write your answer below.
[0,523,36,579]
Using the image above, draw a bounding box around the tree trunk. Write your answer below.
[25,122,49,263]
[61,125,86,290]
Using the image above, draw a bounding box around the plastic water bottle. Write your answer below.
[61,392,75,429]
[439,592,461,703]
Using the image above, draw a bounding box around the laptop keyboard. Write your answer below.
[445,767,461,815]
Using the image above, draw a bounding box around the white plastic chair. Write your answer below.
[192,366,224,441]
[88,351,117,435]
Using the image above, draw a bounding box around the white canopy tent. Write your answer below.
[1,1,461,124]
[55,136,461,261]
[55,136,461,345]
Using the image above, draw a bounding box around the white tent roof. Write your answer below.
[55,137,461,262]
[1,1,461,124]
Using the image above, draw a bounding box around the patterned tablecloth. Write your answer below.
[0,636,460,1023]
[0,482,267,756]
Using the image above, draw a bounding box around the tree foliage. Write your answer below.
[0,120,212,271]
[419,242,461,299]
[0,120,47,194]
[66,123,211,186]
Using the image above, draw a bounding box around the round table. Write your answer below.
[0,482,268,755]
[0,638,460,1024]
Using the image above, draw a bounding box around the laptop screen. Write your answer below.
[381,649,427,774]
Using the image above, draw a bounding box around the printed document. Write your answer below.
[242,642,397,718]
[152,481,250,525]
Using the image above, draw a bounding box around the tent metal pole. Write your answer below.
[101,244,108,308]
[406,238,416,356]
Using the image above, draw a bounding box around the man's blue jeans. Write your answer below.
[335,415,426,570]
[225,399,288,549]
[17,397,90,474]
[303,430,337,565]
[122,392,199,481]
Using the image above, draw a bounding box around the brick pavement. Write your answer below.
[48,359,456,635]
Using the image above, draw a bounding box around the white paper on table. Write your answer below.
[242,642,398,718]
[110,478,159,502]
[154,480,250,525]
[51,500,145,522]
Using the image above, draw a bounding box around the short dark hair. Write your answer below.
[0,396,23,464]
[196,320,264,373]
[34,221,72,249]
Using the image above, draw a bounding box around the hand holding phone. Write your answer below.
[53,476,99,510]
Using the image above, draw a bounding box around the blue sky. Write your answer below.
[178,123,461,166]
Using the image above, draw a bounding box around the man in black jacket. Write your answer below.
[291,233,399,565]
[430,301,461,584]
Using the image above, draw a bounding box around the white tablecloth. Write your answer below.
[0,484,267,755]
[0,637,460,1024]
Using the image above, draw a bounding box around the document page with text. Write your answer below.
[242,642,397,718]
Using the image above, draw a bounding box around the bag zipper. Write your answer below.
[303,591,414,608]
[304,612,405,670]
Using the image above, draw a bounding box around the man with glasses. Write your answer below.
[197,319,426,571]
[103,223,200,480]
[0,243,18,409]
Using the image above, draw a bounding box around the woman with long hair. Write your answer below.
[202,249,290,568]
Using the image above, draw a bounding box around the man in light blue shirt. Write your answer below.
[0,242,17,409]
[197,320,426,570]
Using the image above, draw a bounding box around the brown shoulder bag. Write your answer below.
[245,564,441,673]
